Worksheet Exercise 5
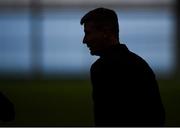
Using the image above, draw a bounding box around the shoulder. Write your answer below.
[90,58,104,72]
[128,51,156,77]
[129,52,152,69]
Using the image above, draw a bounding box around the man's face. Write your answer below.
[83,22,106,55]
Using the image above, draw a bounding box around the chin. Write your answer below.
[90,50,100,56]
[90,52,95,55]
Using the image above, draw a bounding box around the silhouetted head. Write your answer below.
[80,7,120,55]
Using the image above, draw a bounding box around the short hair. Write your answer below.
[80,8,119,39]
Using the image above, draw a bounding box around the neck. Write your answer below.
[109,38,120,46]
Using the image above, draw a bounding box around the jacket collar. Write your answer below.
[99,43,129,57]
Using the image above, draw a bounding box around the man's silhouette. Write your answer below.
[80,8,165,126]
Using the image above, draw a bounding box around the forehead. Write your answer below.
[84,21,96,30]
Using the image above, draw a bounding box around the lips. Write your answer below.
[88,47,92,50]
[86,43,94,51]
[87,45,92,51]
[87,44,91,48]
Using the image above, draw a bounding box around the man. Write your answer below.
[80,8,165,126]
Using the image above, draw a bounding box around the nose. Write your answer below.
[83,36,87,44]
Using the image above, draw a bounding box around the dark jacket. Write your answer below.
[90,43,165,126]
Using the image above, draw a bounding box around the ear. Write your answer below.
[104,28,113,37]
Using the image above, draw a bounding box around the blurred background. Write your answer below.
[0,0,179,126]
